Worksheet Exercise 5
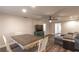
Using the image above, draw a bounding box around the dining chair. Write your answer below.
[38,37,48,52]
[2,34,24,52]
[2,35,12,52]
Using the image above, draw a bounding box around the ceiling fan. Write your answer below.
[48,16,58,23]
[47,8,67,23]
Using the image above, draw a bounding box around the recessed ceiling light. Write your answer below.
[69,16,73,20]
[70,16,73,18]
[31,6,36,8]
[22,9,27,13]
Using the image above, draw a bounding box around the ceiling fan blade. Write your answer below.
[55,16,72,18]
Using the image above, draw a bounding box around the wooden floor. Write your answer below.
[47,44,72,52]
[0,43,72,52]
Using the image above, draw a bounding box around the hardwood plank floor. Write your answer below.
[0,43,72,52]
[47,44,72,52]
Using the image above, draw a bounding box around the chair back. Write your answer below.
[38,37,48,52]
[2,34,12,52]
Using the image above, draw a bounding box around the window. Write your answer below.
[43,23,46,35]
[55,23,61,36]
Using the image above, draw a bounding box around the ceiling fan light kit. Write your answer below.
[48,16,52,23]
[49,20,52,23]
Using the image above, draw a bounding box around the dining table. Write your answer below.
[11,34,40,50]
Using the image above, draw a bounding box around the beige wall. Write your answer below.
[61,20,79,34]
[0,14,34,35]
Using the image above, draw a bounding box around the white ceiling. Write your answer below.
[0,6,79,20]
